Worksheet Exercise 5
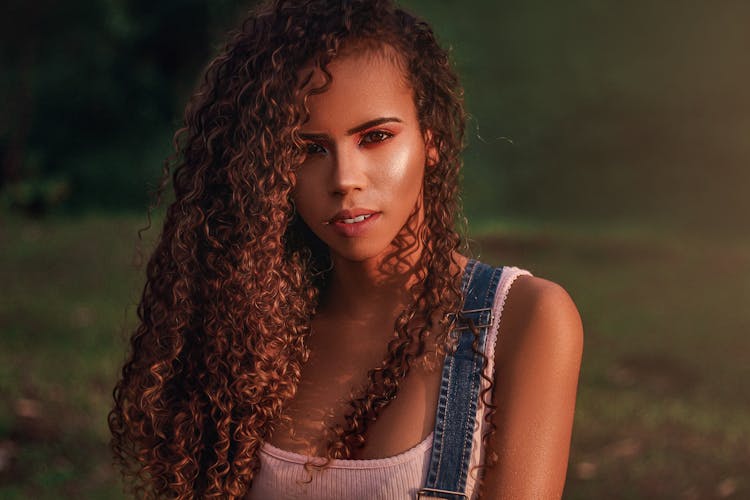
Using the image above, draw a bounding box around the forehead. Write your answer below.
[301,41,409,83]
[298,48,417,130]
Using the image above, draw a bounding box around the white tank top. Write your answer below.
[249,266,532,499]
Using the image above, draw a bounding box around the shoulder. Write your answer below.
[497,273,583,364]
[481,274,583,498]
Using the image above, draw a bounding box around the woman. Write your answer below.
[109,1,583,498]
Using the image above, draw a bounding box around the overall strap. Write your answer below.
[418,260,503,499]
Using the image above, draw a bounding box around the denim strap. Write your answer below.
[418,260,503,499]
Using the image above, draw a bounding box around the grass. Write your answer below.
[0,212,748,498]
[475,217,750,498]
[0,213,145,499]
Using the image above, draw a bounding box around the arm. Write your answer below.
[482,276,584,500]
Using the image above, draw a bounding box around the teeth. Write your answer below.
[341,214,371,224]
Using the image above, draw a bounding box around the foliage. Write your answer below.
[1,1,748,231]
[0,0,250,209]
[0,177,70,215]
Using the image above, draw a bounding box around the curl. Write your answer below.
[108,1,503,498]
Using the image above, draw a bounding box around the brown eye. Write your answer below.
[360,130,393,145]
[305,142,327,155]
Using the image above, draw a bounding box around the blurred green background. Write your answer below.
[1,0,748,498]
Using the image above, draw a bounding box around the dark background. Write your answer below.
[1,1,748,498]
[3,0,748,232]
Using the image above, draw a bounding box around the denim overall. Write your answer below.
[418,260,503,499]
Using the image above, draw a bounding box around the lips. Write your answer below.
[325,209,379,225]
[338,213,374,224]
[324,209,381,237]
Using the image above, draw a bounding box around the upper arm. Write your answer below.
[482,275,584,500]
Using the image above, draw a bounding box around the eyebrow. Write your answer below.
[299,117,403,140]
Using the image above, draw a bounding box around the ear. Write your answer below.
[423,130,439,167]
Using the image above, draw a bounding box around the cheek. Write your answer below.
[381,141,425,198]
[291,172,318,219]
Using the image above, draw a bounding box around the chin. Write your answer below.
[327,238,396,264]
[331,245,386,263]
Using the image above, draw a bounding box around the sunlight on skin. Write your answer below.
[272,48,463,457]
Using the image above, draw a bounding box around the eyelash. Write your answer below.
[360,130,393,145]
[304,130,394,156]
[305,143,327,155]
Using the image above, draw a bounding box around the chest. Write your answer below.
[267,317,444,459]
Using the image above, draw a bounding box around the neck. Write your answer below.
[321,240,423,319]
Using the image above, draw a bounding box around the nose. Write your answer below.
[329,144,366,196]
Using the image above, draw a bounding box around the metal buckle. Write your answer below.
[417,487,469,499]
[452,307,494,331]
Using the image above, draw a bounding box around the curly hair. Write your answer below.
[108,0,489,498]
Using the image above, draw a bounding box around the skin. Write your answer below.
[292,48,428,271]
[274,48,583,499]
[483,276,583,499]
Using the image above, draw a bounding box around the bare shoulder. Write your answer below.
[482,274,583,499]
[498,274,583,364]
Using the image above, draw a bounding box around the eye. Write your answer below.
[360,130,393,146]
[304,142,327,156]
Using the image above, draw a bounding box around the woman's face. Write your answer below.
[293,50,428,264]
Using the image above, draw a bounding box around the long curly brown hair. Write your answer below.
[109,0,495,498]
